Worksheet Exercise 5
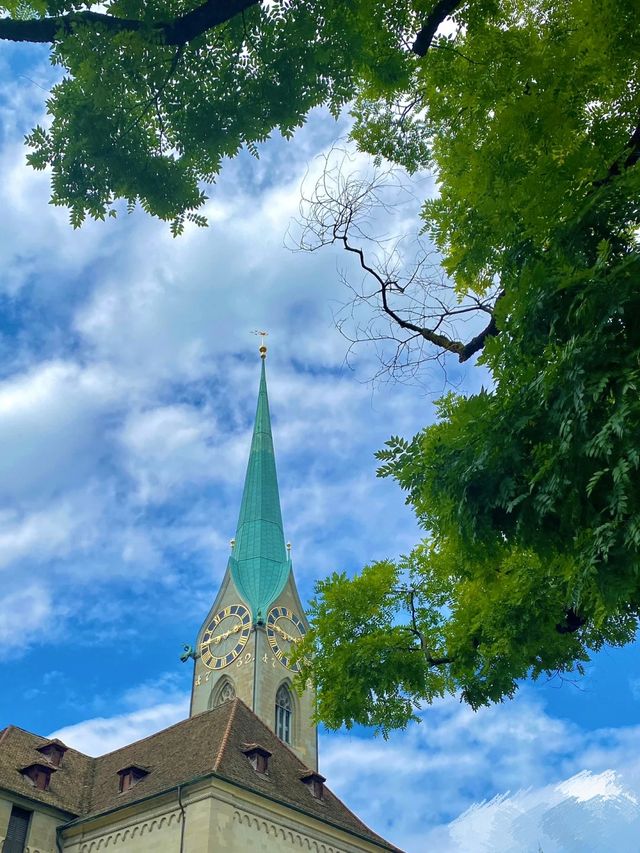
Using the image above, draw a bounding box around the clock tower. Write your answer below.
[189,348,318,771]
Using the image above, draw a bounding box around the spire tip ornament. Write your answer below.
[252,329,269,359]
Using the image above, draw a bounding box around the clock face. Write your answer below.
[200,604,251,670]
[266,606,306,672]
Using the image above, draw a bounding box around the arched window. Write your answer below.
[209,677,236,709]
[275,684,293,744]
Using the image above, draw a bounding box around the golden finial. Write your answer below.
[230,538,236,551]
[252,329,269,359]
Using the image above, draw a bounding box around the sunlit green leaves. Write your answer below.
[298,0,640,730]
[9,0,423,228]
[296,559,454,733]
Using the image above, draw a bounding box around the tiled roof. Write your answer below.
[0,726,93,814]
[0,701,400,851]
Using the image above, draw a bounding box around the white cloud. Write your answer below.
[282,473,419,585]
[0,500,93,569]
[556,768,636,803]
[442,769,640,853]
[69,132,382,386]
[49,699,189,756]
[0,142,113,298]
[120,672,188,710]
[320,692,640,853]
[0,360,130,499]
[0,585,52,651]
[119,403,221,503]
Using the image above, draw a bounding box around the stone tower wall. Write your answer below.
[190,569,317,770]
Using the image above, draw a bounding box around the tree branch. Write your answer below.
[593,121,640,188]
[341,233,499,362]
[459,293,502,361]
[0,0,260,45]
[620,122,640,173]
[164,0,259,45]
[555,608,586,635]
[412,0,464,57]
[124,44,185,139]
[406,588,453,666]
[340,234,463,357]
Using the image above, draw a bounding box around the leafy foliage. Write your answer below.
[5,0,422,230]
[296,0,640,731]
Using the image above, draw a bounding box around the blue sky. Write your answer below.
[1,39,640,853]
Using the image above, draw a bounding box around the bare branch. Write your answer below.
[293,149,501,384]
[339,233,465,356]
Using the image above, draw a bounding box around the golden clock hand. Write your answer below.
[212,630,230,645]
[274,624,300,644]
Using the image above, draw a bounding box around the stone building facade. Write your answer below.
[0,700,398,852]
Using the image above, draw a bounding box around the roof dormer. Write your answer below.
[117,764,149,793]
[36,739,68,768]
[21,762,57,791]
[242,743,272,775]
[300,769,326,799]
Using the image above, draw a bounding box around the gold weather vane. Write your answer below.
[252,329,269,359]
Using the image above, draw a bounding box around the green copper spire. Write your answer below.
[229,354,290,622]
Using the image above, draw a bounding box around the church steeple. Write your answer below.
[189,347,317,770]
[229,355,291,623]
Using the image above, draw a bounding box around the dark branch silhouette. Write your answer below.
[405,588,454,666]
[594,120,640,188]
[0,0,466,55]
[294,150,500,382]
[555,608,587,635]
[412,0,464,56]
[0,0,259,45]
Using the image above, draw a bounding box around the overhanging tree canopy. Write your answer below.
[292,0,640,731]
[1,0,453,231]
